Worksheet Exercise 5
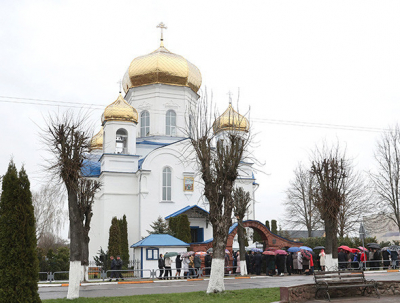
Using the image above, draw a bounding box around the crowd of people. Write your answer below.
[158,252,208,280]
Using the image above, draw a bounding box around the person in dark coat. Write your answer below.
[254,252,262,275]
[109,255,117,281]
[338,249,347,270]
[390,250,398,269]
[286,252,293,276]
[232,251,238,274]
[204,253,212,276]
[194,254,202,277]
[115,255,124,280]
[373,249,382,269]
[158,254,165,279]
[276,254,285,276]
[175,254,182,279]
[267,255,276,276]
[382,250,390,269]
[250,252,255,274]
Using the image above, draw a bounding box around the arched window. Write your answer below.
[166,110,176,136]
[162,167,172,201]
[116,128,128,154]
[140,111,150,137]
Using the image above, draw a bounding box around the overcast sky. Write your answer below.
[1,1,399,237]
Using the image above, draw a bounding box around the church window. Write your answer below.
[146,248,159,260]
[166,110,176,136]
[162,167,172,201]
[116,128,128,154]
[140,111,150,137]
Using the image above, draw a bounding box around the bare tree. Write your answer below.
[187,92,251,293]
[337,170,371,238]
[232,187,251,275]
[284,163,321,237]
[32,184,67,243]
[311,144,347,263]
[78,178,101,267]
[41,111,92,299]
[370,125,400,234]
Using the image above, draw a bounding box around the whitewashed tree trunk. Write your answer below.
[206,258,225,293]
[325,254,337,271]
[81,265,88,282]
[240,261,247,276]
[67,261,81,299]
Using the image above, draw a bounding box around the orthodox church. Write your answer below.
[86,24,258,262]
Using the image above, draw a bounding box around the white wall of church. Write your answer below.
[126,84,198,138]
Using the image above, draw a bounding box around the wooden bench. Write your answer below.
[314,270,380,301]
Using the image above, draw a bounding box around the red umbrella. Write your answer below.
[275,250,287,255]
[358,246,369,252]
[338,245,351,252]
[301,249,312,260]
[262,251,275,255]
[195,251,207,256]
[350,248,360,253]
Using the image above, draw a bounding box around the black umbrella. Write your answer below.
[313,246,325,250]
[367,243,381,249]
[389,245,400,252]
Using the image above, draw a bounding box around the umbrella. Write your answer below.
[263,250,275,255]
[313,246,325,250]
[181,251,194,258]
[350,248,360,253]
[251,248,263,253]
[389,245,400,252]
[164,252,178,258]
[207,248,213,253]
[275,250,287,255]
[358,246,368,252]
[225,249,230,254]
[301,249,312,260]
[381,247,390,252]
[338,245,351,251]
[195,251,207,256]
[299,246,312,251]
[367,243,381,249]
[288,247,300,253]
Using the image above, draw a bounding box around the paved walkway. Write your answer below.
[304,296,393,302]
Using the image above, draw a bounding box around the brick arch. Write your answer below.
[226,220,302,251]
[190,220,302,253]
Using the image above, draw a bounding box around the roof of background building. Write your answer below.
[165,205,209,220]
[284,230,325,239]
[130,234,190,248]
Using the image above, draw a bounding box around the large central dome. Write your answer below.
[122,45,202,94]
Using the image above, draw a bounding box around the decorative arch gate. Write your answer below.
[190,220,302,252]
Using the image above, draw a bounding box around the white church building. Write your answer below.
[85,27,258,263]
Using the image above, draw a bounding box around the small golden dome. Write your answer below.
[102,94,138,124]
[122,45,202,94]
[213,104,249,134]
[91,127,103,150]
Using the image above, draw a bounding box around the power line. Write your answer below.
[0,95,390,133]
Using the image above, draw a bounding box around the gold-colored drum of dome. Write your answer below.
[122,45,202,94]
[102,94,138,124]
[213,104,250,134]
[91,127,103,150]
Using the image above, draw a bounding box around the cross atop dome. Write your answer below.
[227,91,233,105]
[156,22,167,47]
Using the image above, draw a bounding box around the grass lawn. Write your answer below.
[43,287,280,303]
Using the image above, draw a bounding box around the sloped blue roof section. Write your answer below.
[130,234,190,248]
[165,205,209,220]
[136,140,169,146]
[81,159,101,177]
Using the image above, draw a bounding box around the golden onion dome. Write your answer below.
[122,45,202,94]
[213,104,250,134]
[91,127,103,150]
[102,93,138,124]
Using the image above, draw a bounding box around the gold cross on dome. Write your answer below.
[156,22,167,46]
[227,91,233,105]
[117,79,122,93]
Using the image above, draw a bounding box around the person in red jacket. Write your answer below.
[360,251,367,269]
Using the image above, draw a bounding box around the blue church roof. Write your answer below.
[164,205,209,220]
[81,159,101,177]
[130,234,190,248]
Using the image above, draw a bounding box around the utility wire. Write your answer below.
[0,95,390,133]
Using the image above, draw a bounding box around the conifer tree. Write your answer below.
[108,217,121,257]
[175,214,191,243]
[265,220,270,230]
[0,161,41,303]
[119,215,129,268]
[147,216,170,234]
[271,220,278,234]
